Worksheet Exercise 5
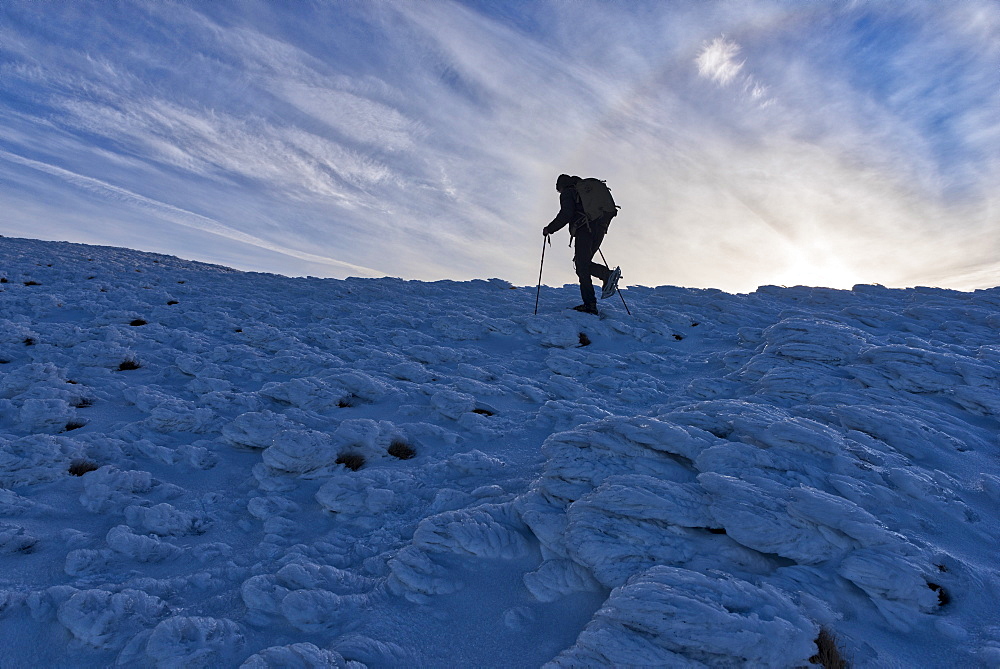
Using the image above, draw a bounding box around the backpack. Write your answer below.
[574,178,619,224]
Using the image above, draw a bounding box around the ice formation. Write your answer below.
[2,236,1000,666]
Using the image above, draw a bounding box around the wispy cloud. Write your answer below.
[0,148,382,276]
[1,0,998,291]
[697,36,744,86]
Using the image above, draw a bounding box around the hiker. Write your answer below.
[543,174,620,315]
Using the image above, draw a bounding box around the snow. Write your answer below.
[2,234,1000,666]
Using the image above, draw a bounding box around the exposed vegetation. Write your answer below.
[928,582,950,606]
[810,629,848,669]
[336,452,366,471]
[388,440,416,460]
[68,459,100,476]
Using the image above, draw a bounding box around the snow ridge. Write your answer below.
[2,236,1000,666]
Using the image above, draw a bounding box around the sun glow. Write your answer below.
[771,251,862,290]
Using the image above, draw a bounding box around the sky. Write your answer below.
[1,0,999,293]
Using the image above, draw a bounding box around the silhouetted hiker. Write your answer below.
[543,174,620,315]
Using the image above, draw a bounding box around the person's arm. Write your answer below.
[543,190,577,235]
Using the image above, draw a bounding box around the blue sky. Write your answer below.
[1,0,998,292]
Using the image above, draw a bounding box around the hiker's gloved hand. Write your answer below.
[542,226,552,236]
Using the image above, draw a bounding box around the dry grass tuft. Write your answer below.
[336,452,366,471]
[810,628,848,669]
[388,440,416,460]
[68,459,99,476]
[118,359,141,371]
[578,332,592,347]
[927,581,950,606]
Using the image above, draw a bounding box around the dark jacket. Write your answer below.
[545,187,612,238]
[544,187,584,236]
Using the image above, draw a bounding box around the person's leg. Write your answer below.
[574,225,599,309]
[586,225,610,284]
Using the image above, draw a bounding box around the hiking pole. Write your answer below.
[534,235,550,315]
[599,249,631,316]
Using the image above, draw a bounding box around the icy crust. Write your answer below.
[0,434,84,487]
[119,615,247,667]
[57,588,169,649]
[3,238,1000,666]
[386,503,533,600]
[520,292,1000,663]
[547,566,818,667]
[240,642,363,668]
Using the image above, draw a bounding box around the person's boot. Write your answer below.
[572,303,599,315]
[601,266,621,299]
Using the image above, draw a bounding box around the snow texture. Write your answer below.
[2,236,1000,667]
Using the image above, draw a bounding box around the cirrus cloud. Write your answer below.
[0,0,997,292]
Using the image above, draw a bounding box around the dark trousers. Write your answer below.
[573,220,611,308]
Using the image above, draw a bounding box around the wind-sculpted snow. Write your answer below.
[240,642,362,669]
[57,588,169,649]
[2,236,1000,666]
[547,566,818,667]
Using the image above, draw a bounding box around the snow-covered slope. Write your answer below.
[2,235,1000,667]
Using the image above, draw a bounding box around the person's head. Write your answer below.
[555,174,578,192]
